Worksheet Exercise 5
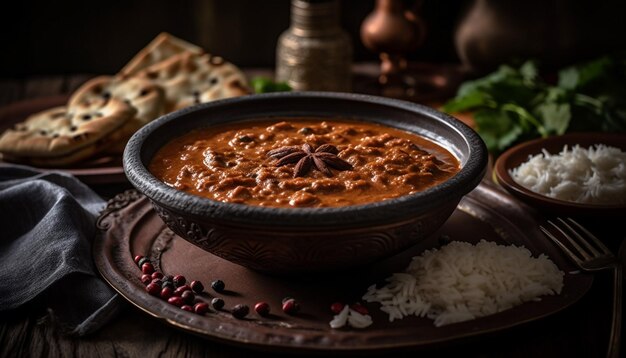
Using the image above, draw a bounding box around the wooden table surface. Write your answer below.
[0,64,622,357]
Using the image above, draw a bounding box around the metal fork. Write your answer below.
[540,217,622,358]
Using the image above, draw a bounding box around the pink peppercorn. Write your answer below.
[174,285,191,296]
[146,282,160,296]
[181,305,194,312]
[330,302,345,314]
[181,290,195,305]
[190,280,204,293]
[160,287,173,300]
[173,275,186,287]
[168,296,184,307]
[141,262,154,274]
[350,303,369,315]
[140,274,152,285]
[194,302,209,315]
[151,271,163,280]
[254,302,270,316]
[282,298,299,315]
[134,255,144,264]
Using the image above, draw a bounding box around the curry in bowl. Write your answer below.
[123,92,487,273]
[149,118,460,208]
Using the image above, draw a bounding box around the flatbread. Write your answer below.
[0,98,135,158]
[119,32,203,77]
[69,75,165,125]
[0,33,249,167]
[135,52,251,112]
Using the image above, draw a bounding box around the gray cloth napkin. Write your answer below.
[0,164,122,336]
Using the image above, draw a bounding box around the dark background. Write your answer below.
[0,0,468,77]
[2,0,626,78]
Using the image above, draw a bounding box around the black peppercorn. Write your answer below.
[232,304,249,319]
[211,279,225,292]
[211,297,225,310]
[137,257,150,268]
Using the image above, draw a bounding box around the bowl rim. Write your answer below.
[123,91,488,227]
[493,132,626,212]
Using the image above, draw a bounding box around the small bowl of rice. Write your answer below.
[493,132,626,218]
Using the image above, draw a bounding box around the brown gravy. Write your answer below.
[149,119,460,207]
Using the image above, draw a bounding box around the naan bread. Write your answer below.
[119,32,203,77]
[135,52,251,112]
[0,98,135,159]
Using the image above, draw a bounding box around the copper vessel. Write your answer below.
[360,0,425,86]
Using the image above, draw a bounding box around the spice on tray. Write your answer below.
[181,290,195,305]
[181,305,194,312]
[134,255,144,264]
[211,279,225,293]
[350,303,369,315]
[168,296,184,307]
[151,272,163,280]
[174,285,191,296]
[141,262,155,274]
[146,282,161,296]
[282,298,300,315]
[137,257,150,268]
[267,143,352,177]
[232,304,249,319]
[194,302,209,315]
[173,275,186,287]
[254,302,271,316]
[211,297,225,310]
[140,274,152,285]
[160,287,173,299]
[190,280,204,293]
[330,302,345,314]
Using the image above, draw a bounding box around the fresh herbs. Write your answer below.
[251,76,291,93]
[442,54,626,152]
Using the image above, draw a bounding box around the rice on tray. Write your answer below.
[362,240,564,327]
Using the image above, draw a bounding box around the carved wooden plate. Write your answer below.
[0,95,126,185]
[93,183,592,353]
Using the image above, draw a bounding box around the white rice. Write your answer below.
[509,144,626,205]
[362,240,564,327]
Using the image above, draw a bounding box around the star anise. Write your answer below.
[267,143,352,177]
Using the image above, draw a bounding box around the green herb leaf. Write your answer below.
[443,54,626,153]
[441,90,492,113]
[473,109,524,152]
[558,56,613,90]
[251,77,292,93]
[536,102,571,135]
[520,60,539,85]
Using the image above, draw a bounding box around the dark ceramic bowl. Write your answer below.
[123,92,487,274]
[493,132,626,218]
